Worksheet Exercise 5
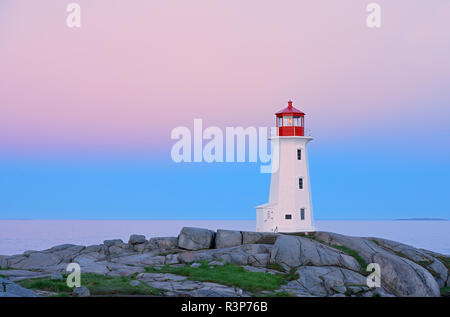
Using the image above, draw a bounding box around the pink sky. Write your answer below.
[1,0,449,153]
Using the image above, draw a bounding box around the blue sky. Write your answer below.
[1,136,449,220]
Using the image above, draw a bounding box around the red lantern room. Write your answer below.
[276,100,305,136]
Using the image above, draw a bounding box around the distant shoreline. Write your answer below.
[394,218,448,221]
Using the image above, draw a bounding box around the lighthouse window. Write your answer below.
[298,178,303,189]
[283,116,294,127]
[278,117,283,127]
[297,149,301,160]
[300,208,305,220]
[285,214,292,220]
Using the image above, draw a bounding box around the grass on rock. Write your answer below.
[266,263,286,272]
[19,273,162,296]
[441,287,450,297]
[145,262,287,293]
[327,245,369,273]
[436,256,450,270]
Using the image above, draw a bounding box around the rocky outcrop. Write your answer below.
[148,237,178,250]
[369,237,448,288]
[178,227,215,250]
[128,235,146,245]
[288,266,368,296]
[269,235,361,272]
[0,277,40,297]
[177,244,272,267]
[1,227,448,297]
[242,231,279,245]
[215,230,242,249]
[314,232,441,297]
[136,272,243,297]
[72,286,90,297]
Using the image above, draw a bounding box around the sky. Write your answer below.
[0,0,449,220]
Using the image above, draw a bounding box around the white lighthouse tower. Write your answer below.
[256,100,315,233]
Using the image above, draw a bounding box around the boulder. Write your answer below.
[315,232,441,297]
[290,266,368,296]
[136,273,242,297]
[215,230,242,249]
[165,254,179,265]
[73,252,107,265]
[269,235,360,272]
[83,245,103,253]
[370,237,448,287]
[178,251,213,264]
[106,265,145,277]
[0,277,40,297]
[72,286,90,297]
[178,227,215,250]
[111,254,165,266]
[76,261,110,275]
[103,239,124,247]
[148,237,178,250]
[1,255,25,269]
[247,254,270,267]
[129,234,147,245]
[0,270,62,282]
[129,280,141,287]
[43,244,85,262]
[7,252,62,270]
[0,269,47,279]
[242,232,279,245]
[109,245,131,256]
[133,244,147,253]
[177,244,272,266]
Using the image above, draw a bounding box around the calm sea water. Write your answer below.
[0,220,449,256]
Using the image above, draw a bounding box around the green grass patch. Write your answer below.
[436,256,450,270]
[285,232,316,241]
[391,250,433,268]
[145,262,287,293]
[370,239,380,246]
[440,287,450,297]
[19,277,71,294]
[266,263,286,272]
[19,273,162,296]
[282,268,299,281]
[328,245,368,273]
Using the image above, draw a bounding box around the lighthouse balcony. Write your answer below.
[278,126,304,136]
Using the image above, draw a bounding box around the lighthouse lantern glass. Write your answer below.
[283,116,294,126]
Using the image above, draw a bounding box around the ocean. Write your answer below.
[0,220,449,256]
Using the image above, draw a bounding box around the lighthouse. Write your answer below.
[256,100,315,233]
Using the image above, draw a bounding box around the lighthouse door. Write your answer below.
[264,209,274,231]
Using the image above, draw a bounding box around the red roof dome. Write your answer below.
[275,100,305,116]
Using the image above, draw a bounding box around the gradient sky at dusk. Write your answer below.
[1,0,449,219]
